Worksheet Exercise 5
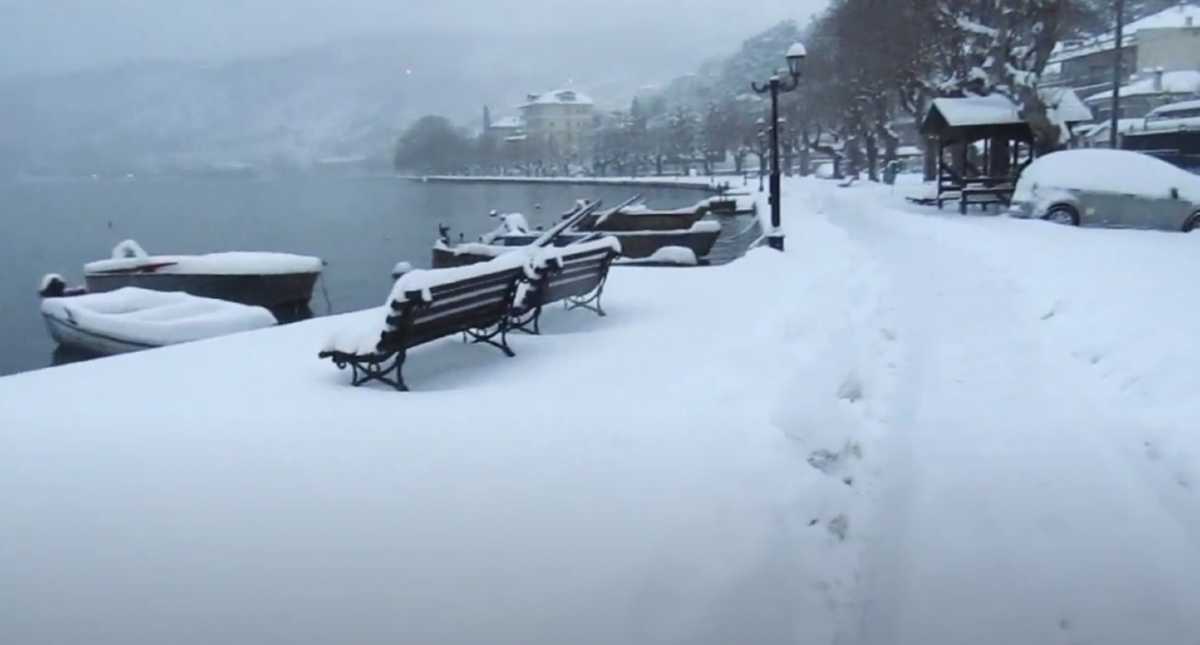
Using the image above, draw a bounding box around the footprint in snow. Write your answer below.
[827,515,849,542]
[837,376,864,403]
[1144,441,1161,462]
[808,449,840,474]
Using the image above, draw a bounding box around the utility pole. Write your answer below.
[1110,0,1125,149]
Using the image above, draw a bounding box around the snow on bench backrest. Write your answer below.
[523,238,621,305]
[386,252,534,306]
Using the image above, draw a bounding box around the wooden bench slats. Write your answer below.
[388,310,507,348]
[427,269,523,298]
[386,283,513,326]
[390,269,523,310]
[546,250,611,269]
[543,275,604,302]
[411,297,509,328]
[509,244,618,334]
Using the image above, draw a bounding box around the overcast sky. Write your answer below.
[0,0,826,77]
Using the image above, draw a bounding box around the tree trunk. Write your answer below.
[798,129,811,177]
[922,137,937,181]
[865,133,879,182]
[1016,88,1063,156]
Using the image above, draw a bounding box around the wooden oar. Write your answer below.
[531,199,604,248]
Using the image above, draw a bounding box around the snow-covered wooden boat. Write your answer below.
[704,193,758,215]
[41,287,278,356]
[82,240,323,309]
[576,200,710,232]
[431,220,722,268]
[571,195,755,230]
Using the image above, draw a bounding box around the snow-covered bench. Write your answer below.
[319,254,532,391]
[509,238,622,335]
[958,183,1014,214]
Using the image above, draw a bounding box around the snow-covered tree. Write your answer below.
[932,0,1105,153]
[667,107,699,174]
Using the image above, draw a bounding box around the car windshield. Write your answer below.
[5,1,1200,644]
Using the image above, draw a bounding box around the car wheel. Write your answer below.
[1043,204,1080,226]
[1184,211,1200,233]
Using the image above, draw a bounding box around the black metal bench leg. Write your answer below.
[499,324,514,357]
[329,351,407,391]
[565,280,608,317]
[350,353,407,391]
[509,307,543,335]
[466,323,516,357]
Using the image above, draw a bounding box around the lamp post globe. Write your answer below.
[786,42,807,78]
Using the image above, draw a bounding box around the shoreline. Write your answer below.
[404,174,725,192]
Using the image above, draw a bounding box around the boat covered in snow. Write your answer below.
[430,198,722,268]
[82,240,322,309]
[41,287,278,356]
[432,220,722,268]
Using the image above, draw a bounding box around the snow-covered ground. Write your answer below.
[4,176,1200,644]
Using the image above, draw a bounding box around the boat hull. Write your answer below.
[84,272,319,308]
[431,229,722,269]
[431,247,497,269]
[578,210,706,232]
[42,312,158,356]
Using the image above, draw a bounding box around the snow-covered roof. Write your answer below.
[926,90,1092,129]
[522,89,594,108]
[1086,70,1200,102]
[1126,2,1200,31]
[1078,118,1145,141]
[1147,97,1200,116]
[1052,3,1200,63]
[489,116,523,129]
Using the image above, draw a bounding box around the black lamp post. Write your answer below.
[756,120,767,193]
[751,42,806,252]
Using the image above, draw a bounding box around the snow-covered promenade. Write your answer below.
[5,178,1200,644]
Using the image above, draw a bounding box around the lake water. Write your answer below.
[0,175,708,377]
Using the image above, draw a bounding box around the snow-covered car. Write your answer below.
[1008,149,1200,231]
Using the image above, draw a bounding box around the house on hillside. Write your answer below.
[519,90,597,164]
[1084,68,1200,122]
[483,112,524,141]
[1044,3,1200,102]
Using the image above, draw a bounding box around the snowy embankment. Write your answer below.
[7,175,1200,644]
[0,185,888,644]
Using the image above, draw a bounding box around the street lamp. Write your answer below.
[751,41,806,251]
[756,119,767,193]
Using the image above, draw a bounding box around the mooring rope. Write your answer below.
[319,265,333,315]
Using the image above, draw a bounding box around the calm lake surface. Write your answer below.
[0,175,707,377]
